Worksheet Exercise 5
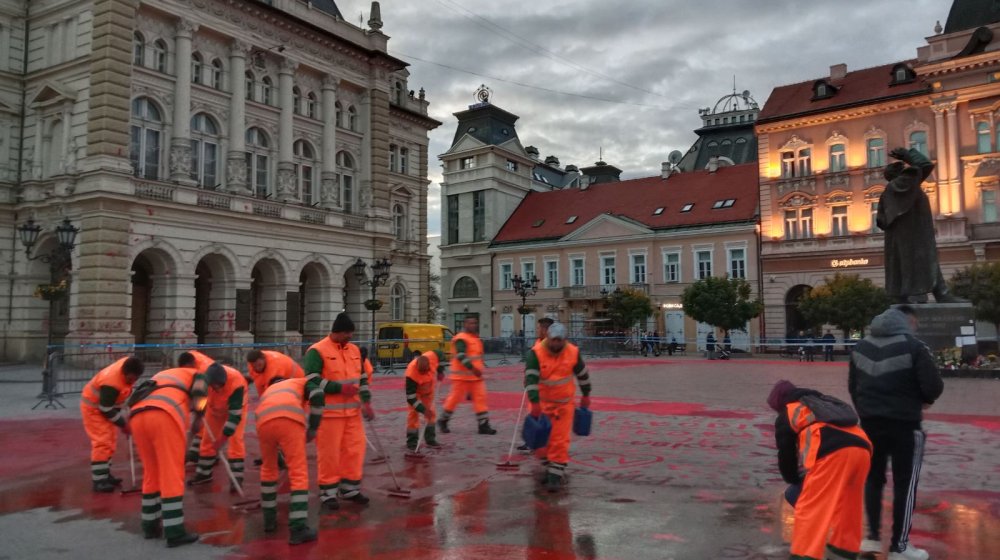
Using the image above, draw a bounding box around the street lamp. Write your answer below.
[512,273,538,356]
[353,256,392,363]
[17,217,81,351]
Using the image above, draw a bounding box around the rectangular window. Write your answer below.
[909,131,928,156]
[829,143,846,172]
[460,156,475,170]
[663,252,680,283]
[389,144,397,171]
[801,208,813,238]
[601,255,616,286]
[630,253,647,284]
[977,123,991,154]
[784,208,813,239]
[728,248,746,279]
[342,174,354,214]
[871,202,881,233]
[571,258,585,286]
[545,260,559,289]
[522,261,535,284]
[472,191,485,242]
[696,250,712,280]
[506,159,518,172]
[447,194,459,244]
[831,205,849,236]
[867,138,885,167]
[797,148,811,176]
[500,263,513,290]
[781,151,795,178]
[984,190,998,223]
[400,147,408,174]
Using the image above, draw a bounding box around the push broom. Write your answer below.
[120,435,142,495]
[366,419,411,498]
[496,390,527,471]
[201,420,259,510]
[404,417,427,461]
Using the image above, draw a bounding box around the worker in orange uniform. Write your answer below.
[405,350,445,450]
[81,356,145,492]
[438,316,496,435]
[189,362,248,490]
[128,352,208,548]
[183,349,217,463]
[246,349,304,397]
[254,373,337,544]
[304,313,368,511]
[524,323,592,492]
[516,318,555,452]
[768,380,872,560]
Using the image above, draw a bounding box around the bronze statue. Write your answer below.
[877,147,963,304]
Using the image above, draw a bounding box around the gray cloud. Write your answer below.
[353,0,954,234]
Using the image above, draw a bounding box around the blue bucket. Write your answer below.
[573,407,592,437]
[522,414,551,449]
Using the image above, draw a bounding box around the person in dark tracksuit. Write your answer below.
[849,306,943,560]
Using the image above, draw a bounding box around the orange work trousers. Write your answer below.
[131,409,187,500]
[407,391,437,429]
[791,445,871,559]
[81,407,118,463]
[443,379,488,414]
[258,418,308,492]
[197,407,247,460]
[316,414,366,487]
[540,401,574,465]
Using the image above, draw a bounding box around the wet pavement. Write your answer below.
[0,357,998,559]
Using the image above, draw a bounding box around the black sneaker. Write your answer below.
[188,473,213,486]
[289,526,318,545]
[107,474,123,486]
[516,443,530,451]
[545,473,563,493]
[92,480,117,493]
[341,492,370,505]
[322,497,340,512]
[166,532,200,548]
[437,419,450,434]
[477,422,497,435]
[424,439,442,449]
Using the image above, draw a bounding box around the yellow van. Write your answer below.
[376,323,453,364]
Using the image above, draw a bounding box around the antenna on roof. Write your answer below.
[733,75,737,95]
[599,147,603,161]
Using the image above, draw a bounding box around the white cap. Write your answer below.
[547,323,567,340]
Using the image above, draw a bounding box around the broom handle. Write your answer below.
[128,436,136,487]
[506,390,528,459]
[203,420,245,498]
[367,420,403,489]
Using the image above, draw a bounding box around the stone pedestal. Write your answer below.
[898,303,977,360]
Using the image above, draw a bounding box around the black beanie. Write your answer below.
[331,313,355,333]
[206,362,227,386]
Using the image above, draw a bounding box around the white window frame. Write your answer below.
[867,137,886,167]
[294,139,316,205]
[130,97,163,180]
[190,113,219,188]
[499,262,513,291]
[693,246,713,280]
[662,250,681,283]
[569,255,585,287]
[982,189,998,223]
[521,259,536,284]
[544,258,559,289]
[392,203,407,240]
[726,245,747,279]
[600,253,616,286]
[829,143,846,172]
[831,205,849,237]
[629,251,647,285]
[246,127,271,198]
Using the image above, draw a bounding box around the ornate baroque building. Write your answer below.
[0,0,439,360]
[755,1,1000,340]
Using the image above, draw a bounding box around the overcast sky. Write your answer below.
[341,0,955,235]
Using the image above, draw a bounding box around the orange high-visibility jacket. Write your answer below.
[449,332,485,380]
[130,367,207,434]
[306,337,366,418]
[534,343,581,404]
[249,350,305,395]
[783,400,872,476]
[188,350,216,372]
[255,377,311,428]
[206,365,248,414]
[81,357,133,423]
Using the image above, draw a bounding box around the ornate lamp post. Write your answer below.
[18,217,80,351]
[353,256,392,362]
[512,273,538,356]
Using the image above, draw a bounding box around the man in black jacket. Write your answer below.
[849,306,943,560]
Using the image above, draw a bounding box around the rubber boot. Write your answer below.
[289,526,318,545]
[340,492,370,505]
[107,474,123,486]
[423,425,441,448]
[141,493,162,538]
[545,473,563,493]
[321,497,339,512]
[406,430,419,450]
[477,420,497,435]
[188,472,213,486]
[263,512,277,534]
[143,521,162,540]
[93,479,117,493]
[437,417,450,434]
[166,532,200,548]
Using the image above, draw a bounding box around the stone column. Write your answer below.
[932,105,949,215]
[945,105,963,215]
[276,59,298,203]
[226,41,251,194]
[147,273,197,345]
[360,90,373,214]
[169,18,198,185]
[320,75,340,209]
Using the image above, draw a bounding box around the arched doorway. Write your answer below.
[250,258,286,343]
[131,256,152,344]
[299,262,332,341]
[785,284,813,338]
[130,248,177,345]
[194,253,237,344]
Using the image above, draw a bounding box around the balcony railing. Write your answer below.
[562,283,649,300]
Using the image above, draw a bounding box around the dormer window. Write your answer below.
[890,63,916,85]
[680,203,694,213]
[653,207,665,215]
[812,80,836,101]
[565,216,577,224]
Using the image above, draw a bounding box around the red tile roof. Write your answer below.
[491,163,759,246]
[757,61,930,123]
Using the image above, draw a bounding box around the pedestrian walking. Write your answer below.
[128,352,208,547]
[304,313,370,511]
[404,351,444,450]
[246,349,304,397]
[822,330,836,362]
[849,306,943,560]
[81,356,144,492]
[524,323,592,492]
[438,316,497,435]
[705,332,716,360]
[188,362,248,490]
[768,380,872,560]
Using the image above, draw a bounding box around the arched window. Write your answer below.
[245,127,270,198]
[348,105,357,131]
[392,203,406,240]
[337,151,355,214]
[132,31,145,66]
[335,101,343,127]
[130,97,162,179]
[292,86,302,115]
[210,58,224,90]
[191,52,203,84]
[152,39,167,73]
[306,92,317,119]
[908,131,928,156]
[977,122,992,154]
[452,277,479,299]
[245,71,255,101]
[391,284,405,321]
[190,113,219,188]
[260,76,273,105]
[294,140,316,205]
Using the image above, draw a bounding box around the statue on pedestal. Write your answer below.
[877,147,964,304]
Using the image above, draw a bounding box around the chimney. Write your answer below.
[707,156,719,173]
[661,162,671,179]
[830,63,847,81]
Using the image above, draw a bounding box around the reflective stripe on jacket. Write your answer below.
[449,332,485,381]
[255,377,310,427]
[307,337,364,418]
[81,357,132,413]
[130,367,204,434]
[535,343,580,404]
